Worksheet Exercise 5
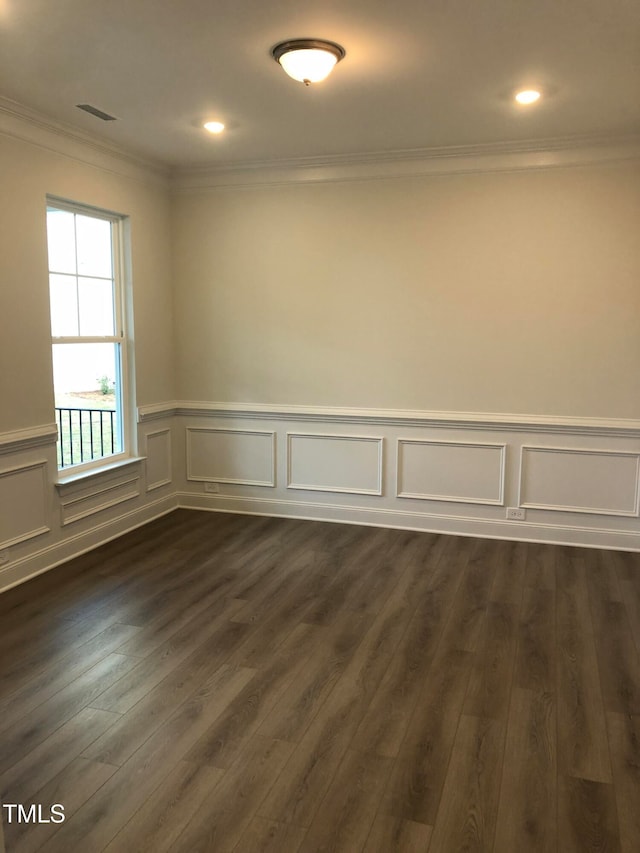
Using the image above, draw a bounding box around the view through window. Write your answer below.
[47,201,128,469]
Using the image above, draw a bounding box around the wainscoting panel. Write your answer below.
[60,473,141,526]
[287,433,383,495]
[175,404,640,550]
[0,424,173,593]
[397,439,505,505]
[145,428,172,492]
[0,460,49,548]
[3,405,640,594]
[186,427,276,487]
[519,446,640,516]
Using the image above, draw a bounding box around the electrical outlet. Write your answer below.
[506,507,526,521]
[0,549,10,565]
[204,482,220,494]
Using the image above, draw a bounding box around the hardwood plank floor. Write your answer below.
[0,509,639,852]
[605,712,640,853]
[493,687,556,852]
[428,713,506,853]
[556,554,612,783]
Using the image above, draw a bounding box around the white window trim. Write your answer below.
[47,197,137,476]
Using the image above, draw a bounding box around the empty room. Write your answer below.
[0,1,639,851]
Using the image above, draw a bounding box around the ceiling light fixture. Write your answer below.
[515,89,541,105]
[272,39,346,85]
[203,120,225,134]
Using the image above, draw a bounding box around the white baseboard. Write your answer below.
[177,492,640,552]
[0,493,178,594]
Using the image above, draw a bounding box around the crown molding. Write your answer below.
[0,96,170,186]
[172,133,640,192]
[137,400,640,438]
[2,94,637,192]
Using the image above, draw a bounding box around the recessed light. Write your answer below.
[203,121,225,134]
[515,89,541,105]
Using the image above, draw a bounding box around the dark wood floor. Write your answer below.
[0,510,639,852]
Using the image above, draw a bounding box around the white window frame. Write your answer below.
[47,197,135,475]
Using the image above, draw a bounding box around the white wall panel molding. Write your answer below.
[397,439,505,506]
[519,446,640,517]
[145,428,172,492]
[171,401,640,438]
[173,134,640,192]
[287,433,383,496]
[0,96,168,186]
[0,460,50,549]
[0,423,58,455]
[175,406,640,551]
[4,401,639,594]
[186,427,276,487]
[59,472,141,526]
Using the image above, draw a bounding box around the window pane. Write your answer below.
[47,201,128,472]
[49,274,79,336]
[78,277,115,335]
[53,342,123,467]
[46,209,76,274]
[76,214,113,278]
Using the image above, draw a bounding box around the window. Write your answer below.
[47,200,132,471]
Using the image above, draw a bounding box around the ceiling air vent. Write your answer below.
[76,104,117,121]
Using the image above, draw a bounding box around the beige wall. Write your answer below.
[0,133,174,434]
[3,136,638,433]
[173,162,640,419]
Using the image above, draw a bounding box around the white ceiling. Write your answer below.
[0,0,638,168]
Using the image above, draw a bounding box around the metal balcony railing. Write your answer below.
[55,407,117,468]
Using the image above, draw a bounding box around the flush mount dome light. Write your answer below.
[272,39,346,85]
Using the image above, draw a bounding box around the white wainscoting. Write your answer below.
[287,433,383,496]
[186,427,276,487]
[3,405,640,593]
[397,439,505,505]
[145,428,172,492]
[172,403,640,551]
[0,421,175,593]
[59,471,142,526]
[519,446,640,517]
[0,460,50,549]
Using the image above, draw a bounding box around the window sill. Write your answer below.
[55,456,145,489]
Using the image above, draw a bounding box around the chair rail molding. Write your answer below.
[0,423,58,455]
[140,400,640,438]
